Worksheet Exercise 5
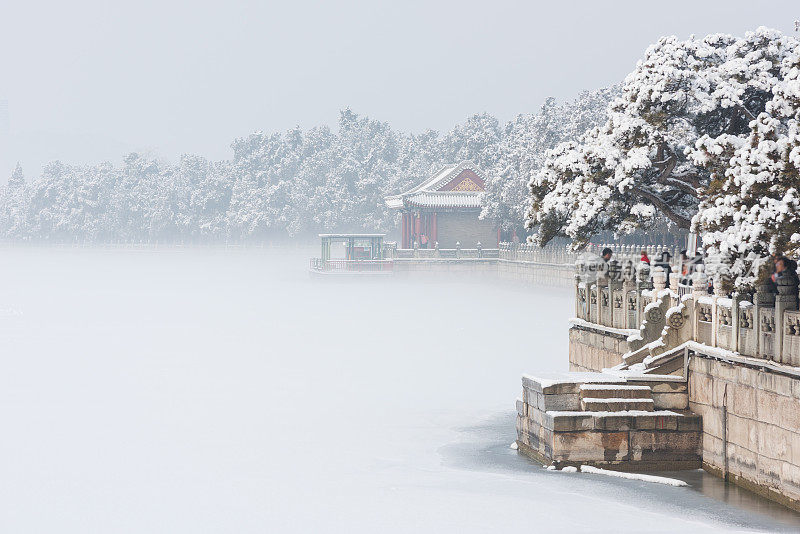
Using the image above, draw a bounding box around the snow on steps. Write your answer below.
[516,371,701,470]
[579,384,653,399]
[581,397,655,412]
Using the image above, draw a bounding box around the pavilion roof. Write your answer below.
[385,161,485,210]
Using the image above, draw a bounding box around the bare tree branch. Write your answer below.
[632,186,692,228]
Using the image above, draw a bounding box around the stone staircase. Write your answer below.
[515,372,701,471]
[579,384,655,412]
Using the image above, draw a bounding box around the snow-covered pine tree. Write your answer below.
[0,163,29,239]
[480,87,618,236]
[693,41,800,292]
[528,27,798,249]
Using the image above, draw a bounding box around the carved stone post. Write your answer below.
[732,295,740,353]
[622,259,636,329]
[652,266,667,292]
[574,259,584,319]
[775,276,799,364]
[691,269,709,342]
[636,262,651,324]
[755,282,776,359]
[597,267,609,326]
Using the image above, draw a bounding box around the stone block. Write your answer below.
[737,366,758,388]
[691,373,713,405]
[647,381,687,393]
[543,393,581,411]
[757,370,777,393]
[699,405,724,439]
[703,432,724,457]
[692,357,709,374]
[728,413,759,453]
[677,415,702,432]
[711,378,731,408]
[652,414,679,431]
[732,383,757,420]
[652,392,688,410]
[521,376,544,394]
[603,333,617,352]
[774,374,794,397]
[629,430,700,455]
[779,395,800,433]
[516,398,525,417]
[594,415,633,431]
[527,404,545,426]
[781,461,800,492]
[550,413,594,432]
[755,390,782,428]
[728,443,758,480]
[761,423,791,461]
[715,360,739,382]
[790,431,800,466]
[756,454,783,489]
[552,430,629,463]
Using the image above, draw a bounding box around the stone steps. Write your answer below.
[581,397,655,412]
[516,372,702,470]
[579,384,653,400]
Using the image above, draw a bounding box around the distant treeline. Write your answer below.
[0,90,616,243]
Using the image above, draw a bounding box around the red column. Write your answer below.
[401,212,408,248]
[432,213,438,244]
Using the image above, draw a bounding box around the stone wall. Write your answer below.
[568,325,628,372]
[570,331,800,511]
[435,211,497,249]
[688,354,800,510]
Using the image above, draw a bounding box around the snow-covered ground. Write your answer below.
[0,247,797,533]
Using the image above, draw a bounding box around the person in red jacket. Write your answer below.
[640,250,650,264]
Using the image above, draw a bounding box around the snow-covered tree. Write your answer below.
[481,87,618,234]
[0,163,29,238]
[693,41,800,292]
[528,27,798,249]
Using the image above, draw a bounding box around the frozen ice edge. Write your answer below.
[580,465,688,487]
[544,465,688,487]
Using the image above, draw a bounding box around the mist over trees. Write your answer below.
[0,91,615,244]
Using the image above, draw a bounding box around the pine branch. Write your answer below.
[632,185,692,228]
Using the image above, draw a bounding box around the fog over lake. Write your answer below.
[0,247,797,532]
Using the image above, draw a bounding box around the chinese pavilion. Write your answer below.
[385,161,497,249]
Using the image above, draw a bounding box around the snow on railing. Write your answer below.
[573,257,800,368]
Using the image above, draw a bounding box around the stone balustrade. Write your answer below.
[574,258,800,366]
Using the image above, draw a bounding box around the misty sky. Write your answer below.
[0,0,797,179]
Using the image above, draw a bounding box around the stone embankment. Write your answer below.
[519,257,800,511]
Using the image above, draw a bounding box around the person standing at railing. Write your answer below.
[772,256,799,285]
[420,234,428,249]
[679,250,691,286]
[640,250,650,265]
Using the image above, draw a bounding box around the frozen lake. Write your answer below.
[0,247,798,532]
